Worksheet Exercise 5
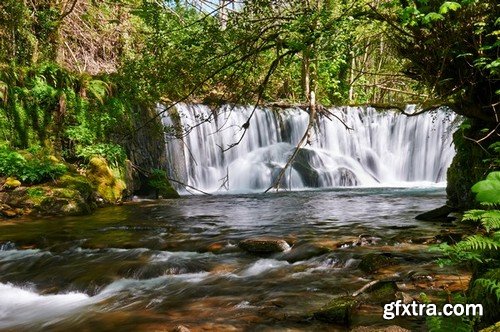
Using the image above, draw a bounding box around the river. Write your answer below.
[0,187,467,331]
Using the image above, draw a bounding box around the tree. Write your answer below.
[372,0,499,124]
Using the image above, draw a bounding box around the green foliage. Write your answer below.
[471,172,500,206]
[385,0,499,122]
[76,143,126,168]
[147,168,179,199]
[0,147,67,184]
[422,293,474,332]
[474,278,500,302]
[436,171,500,328]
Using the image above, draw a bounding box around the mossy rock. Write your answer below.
[312,295,358,325]
[4,177,21,190]
[364,280,399,304]
[480,321,500,332]
[468,268,500,328]
[358,253,396,273]
[447,121,494,210]
[239,237,291,254]
[27,186,92,216]
[147,169,180,199]
[56,174,93,199]
[87,157,126,203]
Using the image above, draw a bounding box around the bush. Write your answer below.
[75,143,126,168]
[0,147,67,184]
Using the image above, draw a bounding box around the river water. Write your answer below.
[0,187,467,331]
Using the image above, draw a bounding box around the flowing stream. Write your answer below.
[0,105,464,331]
[163,104,456,193]
[0,188,468,331]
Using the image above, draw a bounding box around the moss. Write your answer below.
[25,186,92,215]
[358,253,395,273]
[4,177,21,189]
[447,120,495,210]
[364,281,398,304]
[56,174,93,199]
[87,157,126,203]
[147,168,180,199]
[312,295,358,325]
[468,268,500,328]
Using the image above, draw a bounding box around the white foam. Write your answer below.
[240,259,289,277]
[0,283,93,329]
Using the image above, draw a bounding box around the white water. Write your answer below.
[162,104,456,193]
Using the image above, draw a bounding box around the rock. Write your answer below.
[1,208,18,218]
[3,177,21,190]
[291,148,320,187]
[56,174,93,200]
[395,291,414,304]
[365,281,399,304]
[239,237,291,254]
[279,241,331,262]
[358,253,396,273]
[468,268,500,328]
[351,326,410,332]
[172,326,191,332]
[312,295,358,325]
[434,231,464,244]
[415,205,455,221]
[87,157,126,203]
[34,188,92,216]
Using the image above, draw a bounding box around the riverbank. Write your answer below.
[0,154,179,219]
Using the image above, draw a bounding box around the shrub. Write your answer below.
[0,147,67,184]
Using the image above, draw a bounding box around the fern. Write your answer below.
[457,235,500,251]
[474,279,500,302]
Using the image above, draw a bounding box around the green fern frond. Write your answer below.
[474,278,500,302]
[88,80,110,104]
[458,235,500,251]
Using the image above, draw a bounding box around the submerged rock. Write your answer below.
[358,253,396,273]
[312,295,358,325]
[172,326,191,332]
[415,205,455,222]
[0,203,20,218]
[279,241,331,262]
[239,237,291,254]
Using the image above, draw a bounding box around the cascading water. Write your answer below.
[162,104,457,193]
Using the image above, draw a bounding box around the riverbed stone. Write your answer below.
[0,203,18,218]
[239,237,291,254]
[312,295,358,325]
[415,205,455,221]
[172,326,191,332]
[279,241,331,262]
[364,280,399,304]
[358,253,396,273]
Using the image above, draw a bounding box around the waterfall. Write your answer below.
[162,104,457,193]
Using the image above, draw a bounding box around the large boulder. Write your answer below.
[87,157,126,203]
[239,237,291,254]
